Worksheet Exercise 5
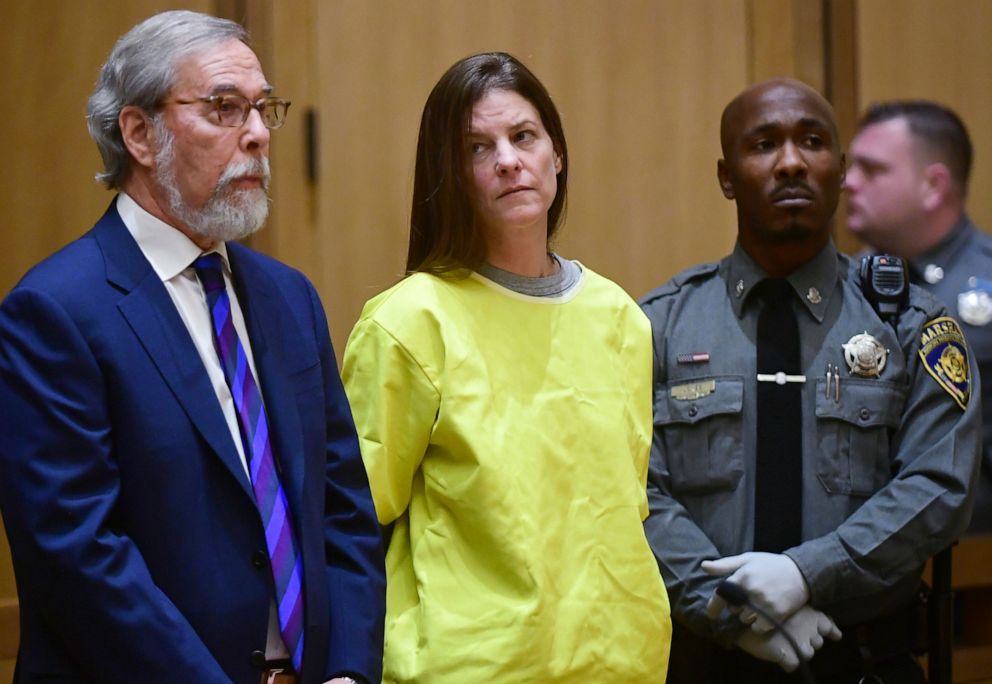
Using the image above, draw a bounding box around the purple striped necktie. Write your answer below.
[194,253,305,671]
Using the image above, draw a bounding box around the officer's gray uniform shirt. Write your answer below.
[639,239,981,645]
[906,215,992,533]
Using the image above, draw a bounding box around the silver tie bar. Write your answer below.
[756,372,807,385]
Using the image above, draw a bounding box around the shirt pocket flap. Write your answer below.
[815,379,905,428]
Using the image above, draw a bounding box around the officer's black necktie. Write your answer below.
[754,278,803,552]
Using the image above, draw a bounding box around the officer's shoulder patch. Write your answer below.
[918,316,971,410]
[639,262,719,305]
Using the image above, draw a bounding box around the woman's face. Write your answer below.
[466,89,561,241]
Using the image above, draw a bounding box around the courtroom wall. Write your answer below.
[2,1,991,676]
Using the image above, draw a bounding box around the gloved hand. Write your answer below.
[703,552,810,631]
[737,605,842,672]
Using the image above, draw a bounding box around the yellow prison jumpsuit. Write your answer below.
[342,267,671,683]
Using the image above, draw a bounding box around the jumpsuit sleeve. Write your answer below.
[623,305,659,521]
[341,315,441,525]
[786,305,982,609]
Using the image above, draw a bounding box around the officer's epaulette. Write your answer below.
[639,261,720,306]
[904,282,946,318]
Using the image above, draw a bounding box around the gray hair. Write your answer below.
[86,10,248,189]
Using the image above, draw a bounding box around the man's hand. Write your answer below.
[737,605,841,672]
[703,552,810,629]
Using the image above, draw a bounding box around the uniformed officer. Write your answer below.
[641,79,981,683]
[845,100,992,533]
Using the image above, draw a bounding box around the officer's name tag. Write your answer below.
[671,380,716,401]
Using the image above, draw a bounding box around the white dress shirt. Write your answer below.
[117,192,289,660]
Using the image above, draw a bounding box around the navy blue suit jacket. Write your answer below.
[0,200,385,683]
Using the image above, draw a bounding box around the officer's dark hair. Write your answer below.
[406,51,568,275]
[858,100,972,196]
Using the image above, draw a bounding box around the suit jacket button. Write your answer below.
[252,550,268,568]
[250,649,267,669]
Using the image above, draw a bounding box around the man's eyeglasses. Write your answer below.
[163,94,291,129]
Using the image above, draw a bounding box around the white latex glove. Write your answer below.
[737,624,801,672]
[737,605,842,672]
[703,552,810,631]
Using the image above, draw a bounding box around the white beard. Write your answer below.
[152,121,270,243]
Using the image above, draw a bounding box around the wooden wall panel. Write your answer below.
[825,0,860,255]
[310,0,749,348]
[854,0,992,235]
[241,1,321,287]
[750,0,825,90]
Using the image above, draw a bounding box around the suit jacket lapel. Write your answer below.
[228,248,307,516]
[93,201,254,501]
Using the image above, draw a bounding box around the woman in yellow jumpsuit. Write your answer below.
[342,52,671,683]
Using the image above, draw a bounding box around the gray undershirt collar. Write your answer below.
[477,253,582,297]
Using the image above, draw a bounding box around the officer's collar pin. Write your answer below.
[806,287,822,304]
[735,279,745,297]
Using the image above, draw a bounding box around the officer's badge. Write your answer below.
[843,332,887,377]
[919,316,971,409]
[958,277,992,326]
